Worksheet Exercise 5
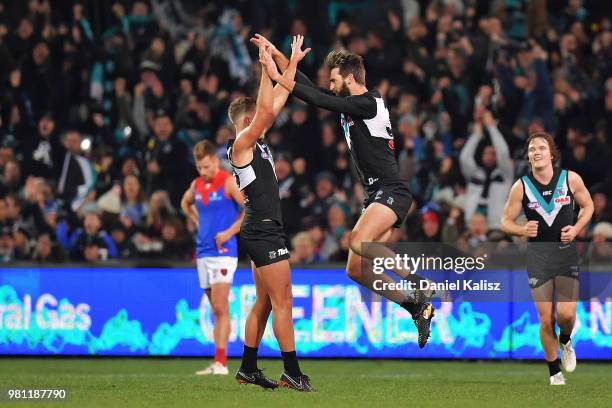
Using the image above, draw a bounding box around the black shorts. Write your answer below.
[526,243,579,289]
[240,220,290,268]
[362,180,413,228]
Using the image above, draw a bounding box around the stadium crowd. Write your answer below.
[1,0,611,263]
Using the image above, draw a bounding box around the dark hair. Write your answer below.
[324,49,366,85]
[526,132,560,165]
[228,96,256,125]
[193,140,217,161]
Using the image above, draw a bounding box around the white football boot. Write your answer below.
[549,372,566,385]
[560,340,576,373]
[196,362,229,375]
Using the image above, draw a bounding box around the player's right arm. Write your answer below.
[181,180,199,228]
[231,49,276,167]
[501,180,538,238]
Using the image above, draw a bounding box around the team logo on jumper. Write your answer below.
[261,150,270,160]
[387,196,394,205]
[220,269,228,276]
[341,115,354,127]
[527,202,540,210]
[555,196,570,205]
[388,140,395,150]
[557,187,566,196]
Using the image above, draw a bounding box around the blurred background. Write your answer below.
[0,0,611,265]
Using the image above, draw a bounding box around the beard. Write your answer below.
[337,80,350,97]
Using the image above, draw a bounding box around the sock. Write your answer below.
[215,347,227,366]
[559,332,571,345]
[240,345,258,372]
[281,350,302,377]
[400,299,420,318]
[547,358,561,377]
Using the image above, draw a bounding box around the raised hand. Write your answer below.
[259,45,280,81]
[290,35,311,63]
[250,33,277,54]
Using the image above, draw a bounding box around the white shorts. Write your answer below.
[197,256,238,289]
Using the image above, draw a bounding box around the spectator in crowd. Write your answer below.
[0,159,22,196]
[587,222,612,263]
[32,233,68,263]
[20,113,62,181]
[120,175,149,230]
[69,210,117,261]
[290,231,322,265]
[459,213,490,250]
[459,111,513,230]
[57,130,96,212]
[145,111,191,206]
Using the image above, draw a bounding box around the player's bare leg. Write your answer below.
[244,263,272,347]
[346,229,406,304]
[236,263,277,389]
[532,281,564,384]
[347,202,435,348]
[256,260,314,391]
[196,287,230,375]
[556,276,579,373]
[210,283,231,372]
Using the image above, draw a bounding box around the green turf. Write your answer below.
[0,358,610,408]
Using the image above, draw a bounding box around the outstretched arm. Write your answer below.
[251,34,315,86]
[265,35,311,116]
[232,49,275,164]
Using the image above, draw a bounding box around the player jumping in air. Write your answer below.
[501,132,593,385]
[181,140,244,375]
[251,35,435,348]
[229,36,315,391]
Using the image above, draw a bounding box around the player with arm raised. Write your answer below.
[229,36,315,392]
[181,140,244,375]
[501,132,593,385]
[251,35,435,348]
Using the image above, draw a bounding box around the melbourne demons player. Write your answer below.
[181,140,244,375]
[501,133,593,385]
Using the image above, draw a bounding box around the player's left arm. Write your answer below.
[215,175,245,249]
[264,35,310,116]
[562,170,594,244]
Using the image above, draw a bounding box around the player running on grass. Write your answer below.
[181,140,244,375]
[501,132,593,385]
[229,36,315,391]
[251,34,435,348]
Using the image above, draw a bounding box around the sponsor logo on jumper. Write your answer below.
[555,196,570,205]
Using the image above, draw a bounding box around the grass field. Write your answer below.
[0,358,610,408]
